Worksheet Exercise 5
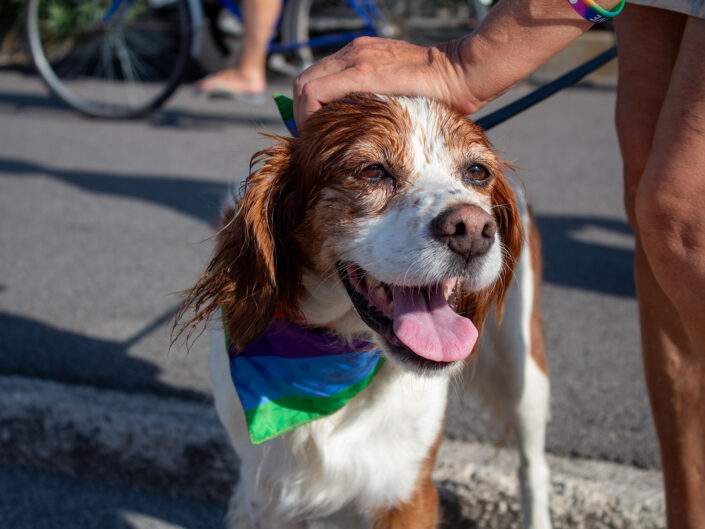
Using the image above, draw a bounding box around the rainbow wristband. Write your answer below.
[567,0,625,23]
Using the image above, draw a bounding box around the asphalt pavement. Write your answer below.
[0,31,663,528]
[1,464,225,529]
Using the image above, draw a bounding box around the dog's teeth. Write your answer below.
[389,301,395,313]
[367,277,380,288]
[375,286,386,300]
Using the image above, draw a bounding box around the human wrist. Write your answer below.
[452,0,610,114]
[450,31,534,114]
[436,38,487,115]
[438,0,625,117]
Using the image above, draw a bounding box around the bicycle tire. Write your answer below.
[281,0,489,72]
[26,0,193,119]
[279,0,315,73]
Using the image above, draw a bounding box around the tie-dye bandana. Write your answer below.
[225,316,384,445]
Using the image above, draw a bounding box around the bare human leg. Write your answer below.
[196,0,282,97]
[615,7,705,528]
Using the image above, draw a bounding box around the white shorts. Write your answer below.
[626,0,705,18]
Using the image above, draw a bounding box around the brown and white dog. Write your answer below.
[179,94,551,529]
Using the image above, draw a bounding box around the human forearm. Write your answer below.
[443,0,622,113]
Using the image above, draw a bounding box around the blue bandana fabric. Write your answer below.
[226,317,384,444]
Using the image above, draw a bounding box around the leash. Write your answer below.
[476,45,617,131]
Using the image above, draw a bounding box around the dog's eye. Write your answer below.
[361,164,387,179]
[463,164,491,184]
[360,164,396,187]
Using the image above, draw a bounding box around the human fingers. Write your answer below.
[293,37,467,128]
[294,67,379,129]
[293,37,381,128]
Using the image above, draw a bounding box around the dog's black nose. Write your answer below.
[431,204,497,259]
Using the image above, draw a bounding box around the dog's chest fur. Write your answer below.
[210,329,448,526]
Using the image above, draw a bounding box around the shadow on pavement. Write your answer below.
[146,106,283,131]
[439,487,480,529]
[0,157,228,227]
[1,464,225,529]
[0,87,283,131]
[537,214,635,298]
[0,309,206,401]
[0,89,66,112]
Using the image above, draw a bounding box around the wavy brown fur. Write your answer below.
[173,137,306,350]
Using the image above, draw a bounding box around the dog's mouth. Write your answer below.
[338,262,478,370]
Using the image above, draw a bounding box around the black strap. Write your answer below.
[476,45,617,131]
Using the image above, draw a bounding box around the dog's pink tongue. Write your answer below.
[391,284,478,362]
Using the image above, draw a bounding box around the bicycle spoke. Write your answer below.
[29,0,191,117]
[57,38,97,80]
[115,29,141,106]
[125,25,174,78]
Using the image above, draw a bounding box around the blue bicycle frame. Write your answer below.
[102,0,135,24]
[101,0,377,57]
[218,0,381,53]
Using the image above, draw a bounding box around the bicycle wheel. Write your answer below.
[280,0,488,73]
[26,0,193,118]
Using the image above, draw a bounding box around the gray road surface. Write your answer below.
[0,464,225,529]
[0,59,656,479]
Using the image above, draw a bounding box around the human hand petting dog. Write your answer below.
[292,37,476,127]
[292,0,624,129]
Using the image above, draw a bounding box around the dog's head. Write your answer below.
[180,94,522,373]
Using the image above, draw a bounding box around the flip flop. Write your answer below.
[194,81,266,105]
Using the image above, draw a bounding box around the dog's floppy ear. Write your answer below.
[175,137,303,350]
[456,169,524,347]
